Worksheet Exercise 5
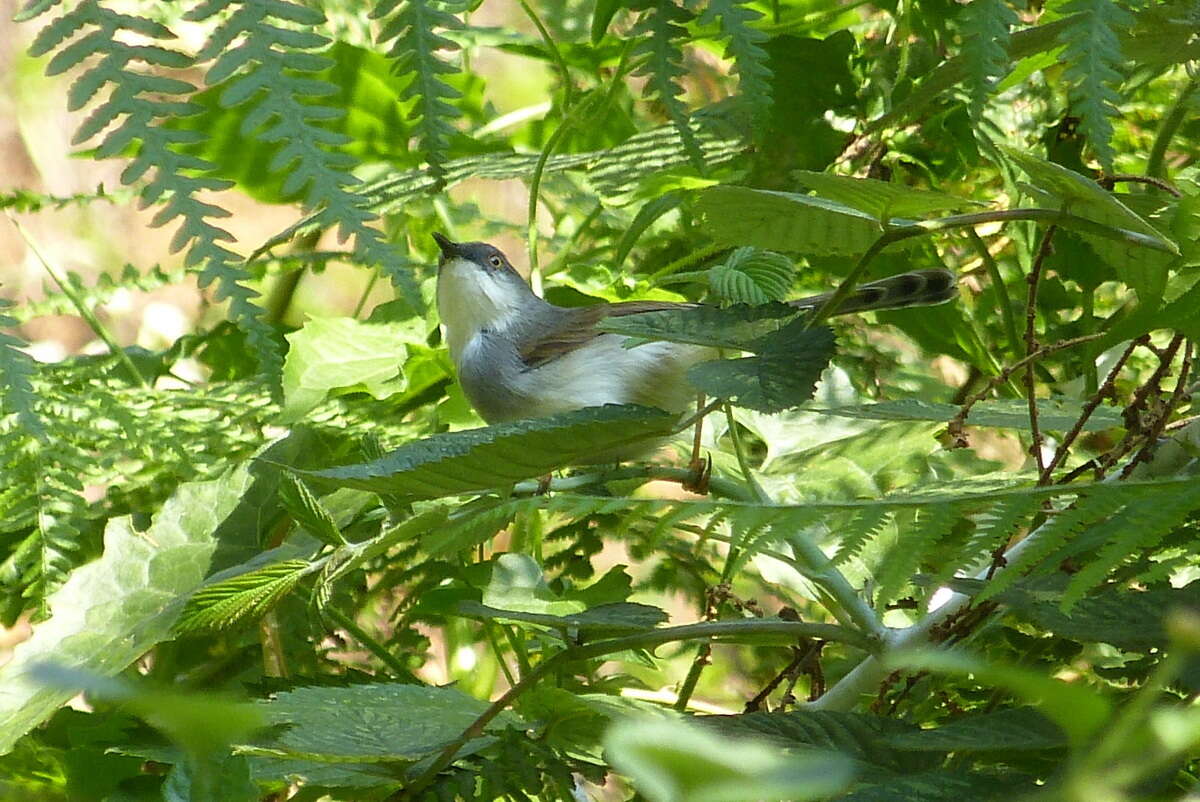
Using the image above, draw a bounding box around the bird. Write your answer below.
[432,232,956,425]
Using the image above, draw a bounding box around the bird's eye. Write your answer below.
[488,255,502,267]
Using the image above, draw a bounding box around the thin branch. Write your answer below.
[396,618,874,798]
[1023,225,1056,476]
[1039,335,1147,483]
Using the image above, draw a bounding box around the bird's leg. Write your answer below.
[684,393,712,494]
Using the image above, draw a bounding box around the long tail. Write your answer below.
[790,269,957,316]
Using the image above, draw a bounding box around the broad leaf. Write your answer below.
[698,185,900,256]
[254,683,505,762]
[884,707,1067,752]
[707,247,796,305]
[0,466,256,752]
[604,717,854,802]
[280,316,421,423]
[298,405,677,498]
[793,172,982,221]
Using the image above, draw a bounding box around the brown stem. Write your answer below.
[1038,335,1149,484]
[1023,226,1056,475]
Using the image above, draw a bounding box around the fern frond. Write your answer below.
[0,300,45,440]
[190,0,423,311]
[961,0,1018,122]
[975,486,1131,603]
[874,501,963,608]
[698,0,772,128]
[725,506,791,579]
[931,493,1041,587]
[13,264,185,323]
[1059,482,1200,610]
[830,507,893,567]
[1056,0,1134,172]
[177,559,315,632]
[29,0,283,388]
[631,0,705,171]
[371,0,464,182]
[0,185,134,213]
[32,442,90,603]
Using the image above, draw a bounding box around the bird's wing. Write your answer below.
[518,301,692,369]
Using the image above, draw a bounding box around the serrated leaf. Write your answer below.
[697,710,933,775]
[888,650,1111,746]
[606,717,853,802]
[176,559,313,633]
[793,172,982,221]
[277,474,345,546]
[280,316,420,423]
[708,247,796,305]
[1000,147,1179,295]
[839,770,1039,801]
[884,707,1067,752]
[297,405,677,498]
[814,399,1124,432]
[456,600,669,636]
[687,323,836,412]
[698,185,894,255]
[256,683,506,762]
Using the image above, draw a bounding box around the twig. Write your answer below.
[1023,225,1056,475]
[1039,335,1147,484]
[1120,335,1191,479]
[947,333,1104,446]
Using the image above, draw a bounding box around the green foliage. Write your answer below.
[1056,0,1135,172]
[631,0,705,171]
[960,0,1018,123]
[372,0,464,183]
[5,0,1200,798]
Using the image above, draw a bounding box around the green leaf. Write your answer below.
[884,707,1067,752]
[604,717,854,802]
[598,304,836,411]
[592,0,624,43]
[0,466,255,752]
[1000,147,1179,295]
[707,247,796,305]
[176,559,314,633]
[961,0,1019,121]
[792,172,982,221]
[456,600,669,636]
[255,683,504,762]
[277,474,345,547]
[698,186,896,255]
[814,399,1124,432]
[1056,0,1134,172]
[686,323,836,413]
[631,2,705,172]
[839,770,1039,801]
[297,405,677,498]
[697,710,934,776]
[888,650,1112,746]
[699,0,773,128]
[280,316,420,423]
[482,553,585,616]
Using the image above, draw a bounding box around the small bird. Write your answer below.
[433,233,956,424]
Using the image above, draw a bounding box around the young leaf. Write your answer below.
[707,247,796,305]
[297,405,678,498]
[280,316,419,423]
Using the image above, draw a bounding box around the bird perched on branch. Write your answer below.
[432,232,956,425]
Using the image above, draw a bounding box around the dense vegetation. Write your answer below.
[1,0,1199,799]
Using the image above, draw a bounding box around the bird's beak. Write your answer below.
[432,232,461,262]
